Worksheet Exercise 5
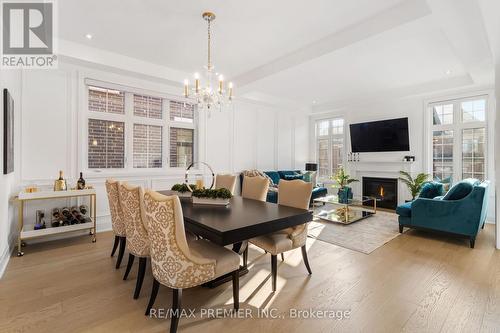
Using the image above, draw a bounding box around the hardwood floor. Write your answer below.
[1,224,499,333]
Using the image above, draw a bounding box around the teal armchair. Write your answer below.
[396,179,489,248]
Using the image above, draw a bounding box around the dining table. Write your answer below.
[158,192,313,287]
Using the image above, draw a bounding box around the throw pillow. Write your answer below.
[284,174,304,181]
[419,182,444,199]
[242,169,275,186]
[442,181,473,201]
[303,171,312,182]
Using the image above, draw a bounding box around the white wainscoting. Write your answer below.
[17,61,309,235]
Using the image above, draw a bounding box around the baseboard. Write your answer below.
[0,244,11,280]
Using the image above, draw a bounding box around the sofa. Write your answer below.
[239,170,328,204]
[396,179,489,248]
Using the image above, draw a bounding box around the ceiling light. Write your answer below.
[85,34,93,40]
[183,12,233,111]
[445,69,451,75]
[312,100,317,104]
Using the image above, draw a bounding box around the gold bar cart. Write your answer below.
[16,189,97,256]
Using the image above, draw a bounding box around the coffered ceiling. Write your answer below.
[57,0,495,109]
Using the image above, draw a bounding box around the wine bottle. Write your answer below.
[54,170,67,191]
[77,172,86,190]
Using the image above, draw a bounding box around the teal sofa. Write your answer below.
[239,170,328,204]
[396,179,489,248]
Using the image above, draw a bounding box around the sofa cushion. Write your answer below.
[442,180,474,201]
[396,201,412,217]
[419,182,444,199]
[311,186,328,199]
[284,174,304,181]
[264,171,281,185]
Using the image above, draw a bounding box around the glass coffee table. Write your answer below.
[313,195,378,224]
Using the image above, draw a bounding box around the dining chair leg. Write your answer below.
[123,253,135,280]
[111,235,119,257]
[115,236,126,269]
[134,257,147,299]
[232,270,239,311]
[145,278,160,316]
[170,289,182,333]
[280,253,285,261]
[301,245,312,274]
[271,254,277,292]
[243,246,248,267]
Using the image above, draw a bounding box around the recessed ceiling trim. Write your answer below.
[233,0,431,88]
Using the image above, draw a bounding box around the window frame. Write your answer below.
[427,94,489,183]
[81,79,198,176]
[314,117,345,180]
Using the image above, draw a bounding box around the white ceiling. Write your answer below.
[57,0,495,109]
[242,16,467,105]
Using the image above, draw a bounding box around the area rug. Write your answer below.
[307,210,401,254]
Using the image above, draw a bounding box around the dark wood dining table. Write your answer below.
[158,192,313,287]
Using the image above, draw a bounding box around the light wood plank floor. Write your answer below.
[1,224,499,333]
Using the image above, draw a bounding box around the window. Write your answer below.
[432,130,453,181]
[88,86,124,114]
[88,119,125,169]
[169,128,194,167]
[133,124,162,168]
[315,118,344,178]
[134,94,162,119]
[462,127,485,179]
[429,96,487,182]
[170,100,194,123]
[86,83,196,171]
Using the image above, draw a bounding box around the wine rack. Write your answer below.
[16,189,97,256]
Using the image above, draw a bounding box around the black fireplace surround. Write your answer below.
[362,177,398,210]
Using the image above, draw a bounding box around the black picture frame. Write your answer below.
[3,88,14,174]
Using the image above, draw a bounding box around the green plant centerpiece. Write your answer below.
[171,183,195,193]
[398,171,430,201]
[170,183,197,198]
[191,188,232,206]
[331,167,358,204]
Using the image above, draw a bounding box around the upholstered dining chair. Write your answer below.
[105,179,127,269]
[241,175,270,264]
[215,174,237,195]
[241,175,269,201]
[143,190,241,333]
[249,179,313,292]
[118,183,150,299]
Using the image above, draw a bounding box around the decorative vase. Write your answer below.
[338,186,352,204]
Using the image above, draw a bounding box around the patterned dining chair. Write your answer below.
[118,183,150,299]
[105,179,127,269]
[249,179,313,291]
[215,174,237,195]
[241,175,269,201]
[143,190,241,333]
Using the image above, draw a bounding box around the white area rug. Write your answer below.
[308,210,401,254]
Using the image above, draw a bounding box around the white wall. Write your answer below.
[495,66,500,248]
[0,60,307,277]
[0,69,22,277]
[310,89,496,222]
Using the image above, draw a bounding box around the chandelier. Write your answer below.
[183,12,233,111]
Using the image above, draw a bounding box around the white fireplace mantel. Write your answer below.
[346,160,415,205]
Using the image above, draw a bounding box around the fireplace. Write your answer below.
[362,177,398,210]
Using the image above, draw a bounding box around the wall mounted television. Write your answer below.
[349,117,410,152]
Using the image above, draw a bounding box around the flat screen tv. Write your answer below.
[350,117,409,152]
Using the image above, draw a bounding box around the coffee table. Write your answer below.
[313,195,378,224]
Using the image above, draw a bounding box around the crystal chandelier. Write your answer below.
[183,12,233,111]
